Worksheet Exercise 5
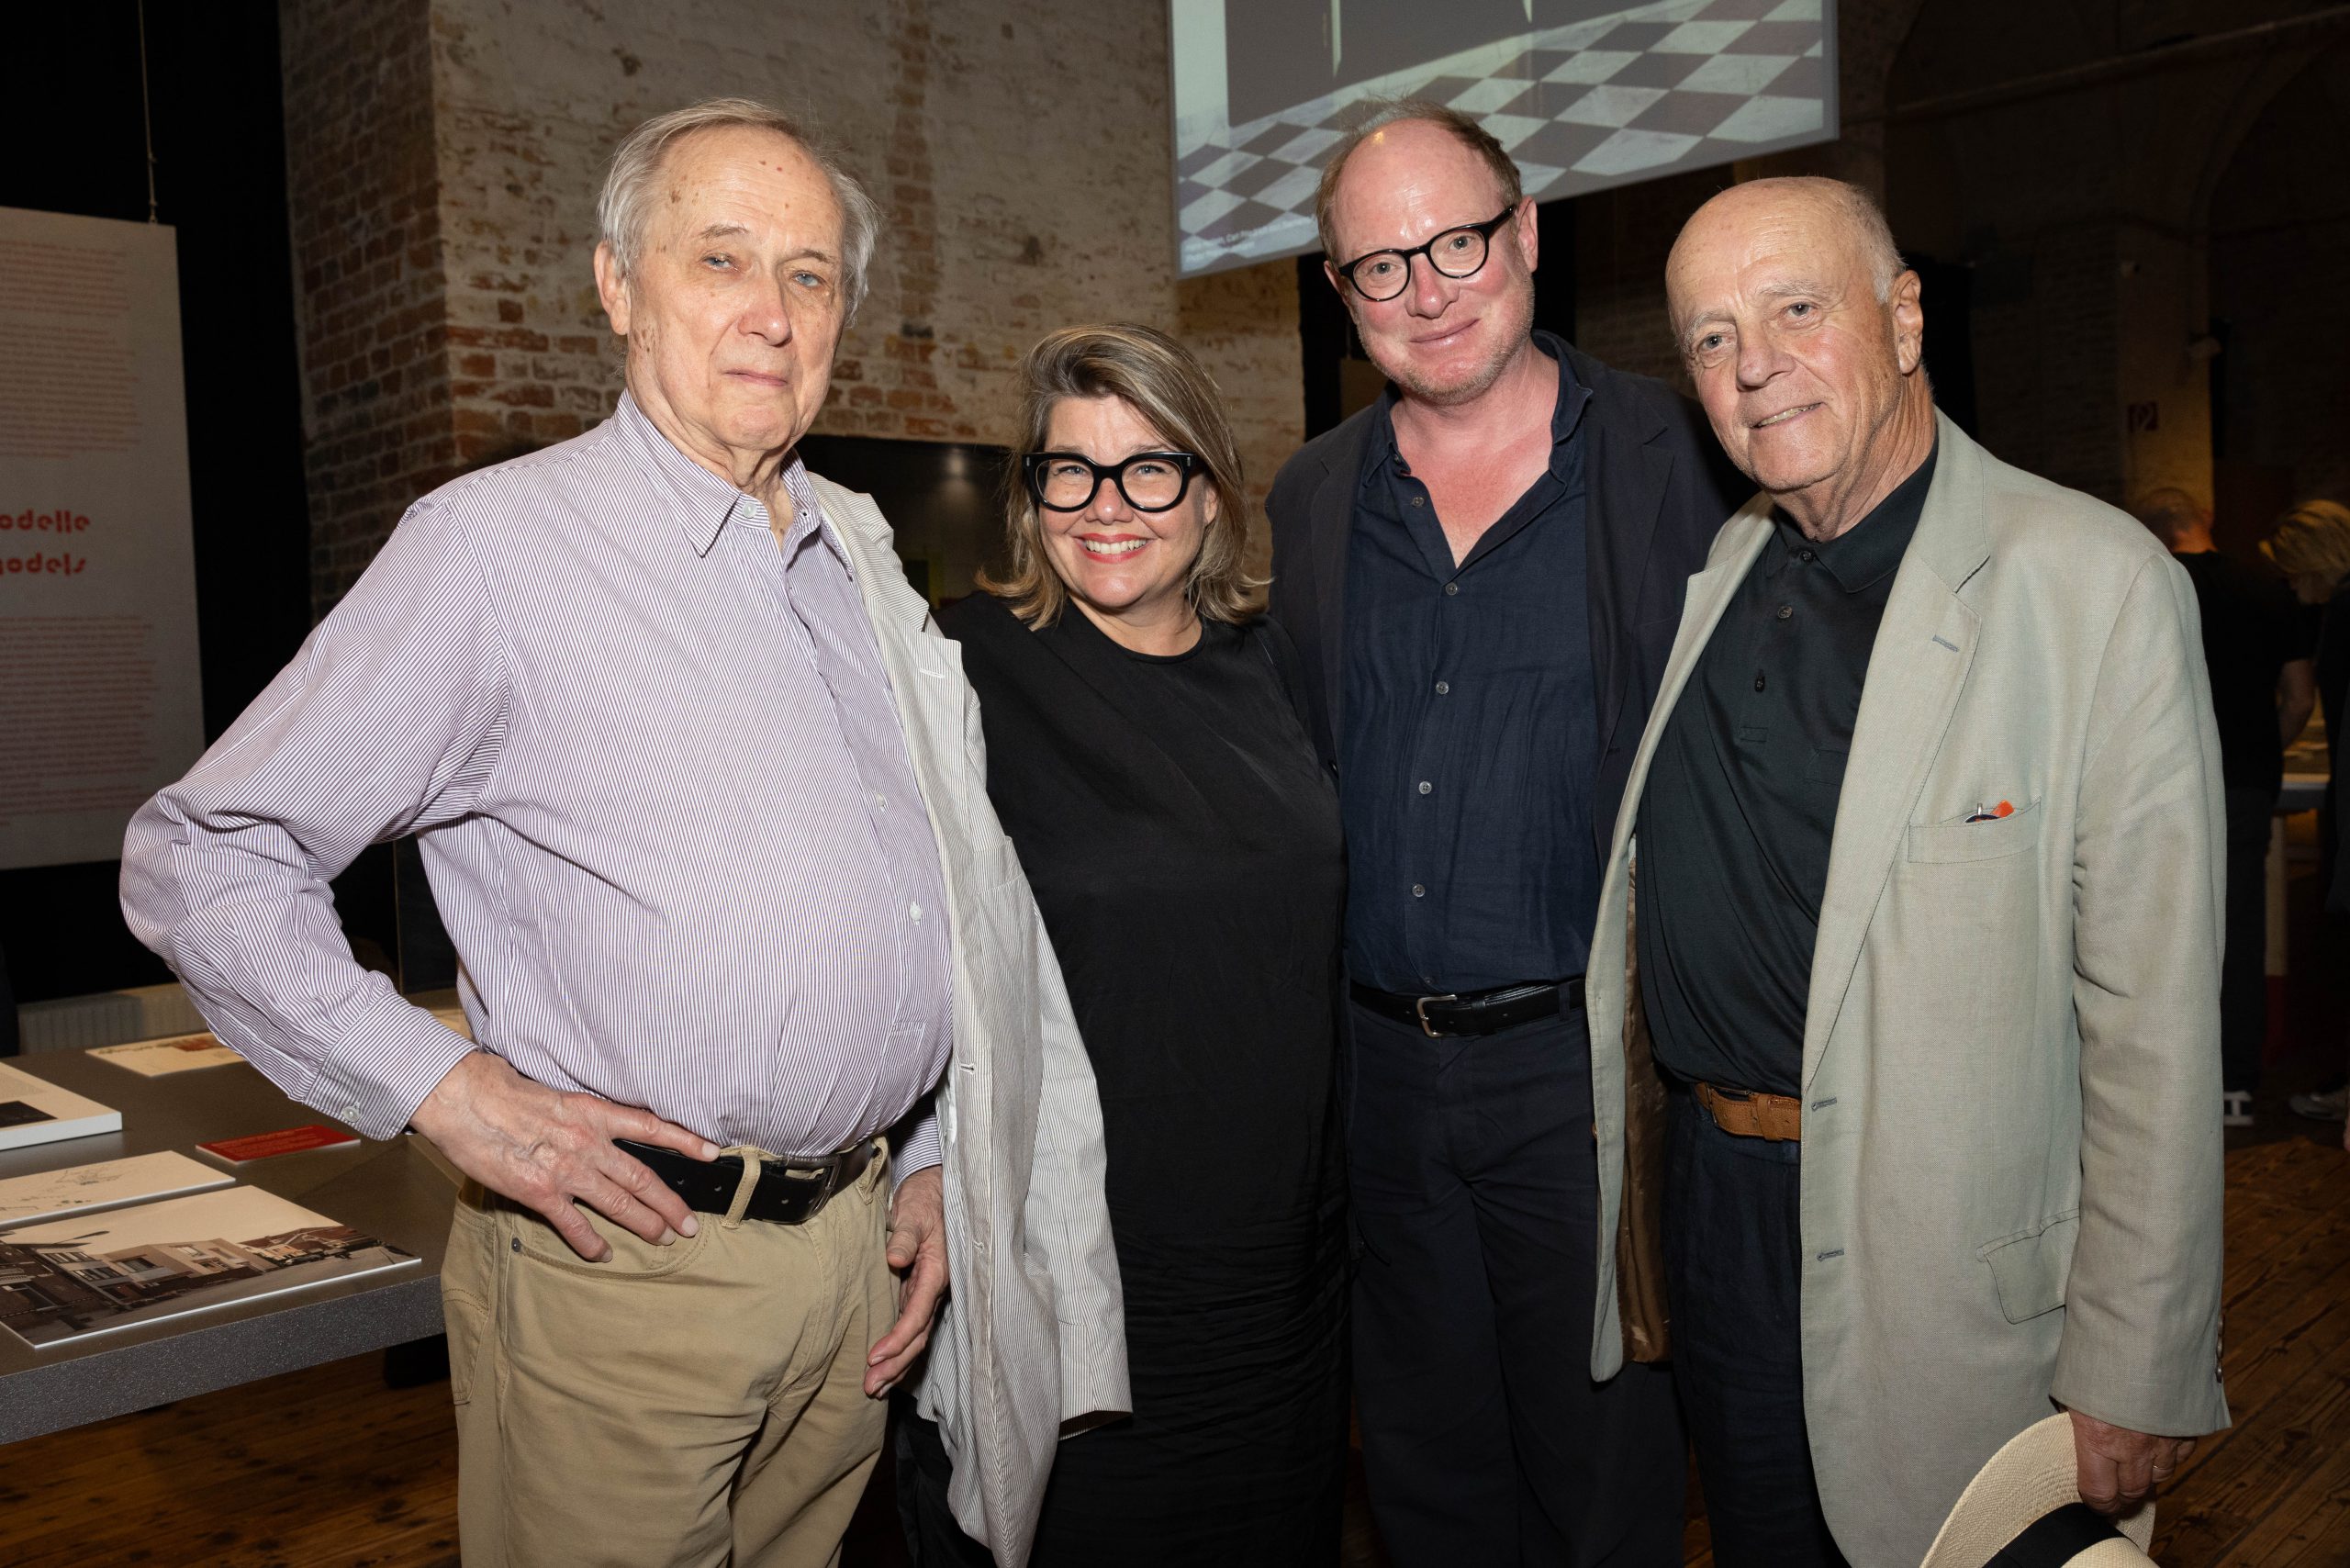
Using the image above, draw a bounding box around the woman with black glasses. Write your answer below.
[899,324,1347,1564]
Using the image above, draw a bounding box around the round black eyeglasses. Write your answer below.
[1023,451,1203,513]
[1333,207,1517,302]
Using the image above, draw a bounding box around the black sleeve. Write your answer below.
[1253,616,1319,740]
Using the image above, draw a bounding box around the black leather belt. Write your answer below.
[1349,978,1583,1038]
[614,1137,878,1226]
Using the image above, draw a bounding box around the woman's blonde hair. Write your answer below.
[980,324,1265,628]
[2262,499,2350,602]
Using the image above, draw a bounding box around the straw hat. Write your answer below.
[1919,1415,2156,1567]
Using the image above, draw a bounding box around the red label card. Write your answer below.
[196,1125,361,1162]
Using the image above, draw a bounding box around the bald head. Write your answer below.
[1666,177,1934,539]
[2131,487,2212,551]
[1668,178,1901,344]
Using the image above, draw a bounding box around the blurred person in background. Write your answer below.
[2132,487,2314,1126]
[2266,499,2350,1142]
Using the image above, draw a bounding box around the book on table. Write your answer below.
[0,1183,418,1349]
[0,1150,233,1227]
[0,1061,122,1153]
[88,1032,245,1077]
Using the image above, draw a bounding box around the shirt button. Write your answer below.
[1777,605,1793,621]
[876,792,888,810]
[909,902,923,922]
[1754,672,1766,691]
[1434,680,1449,695]
[1797,548,1817,563]
[1417,780,1432,795]
[1409,495,1426,508]
[1411,883,1426,898]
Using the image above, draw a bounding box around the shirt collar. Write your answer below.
[1365,327,1591,484]
[610,390,847,570]
[1772,441,1939,594]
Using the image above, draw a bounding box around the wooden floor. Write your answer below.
[2,1125,2344,1567]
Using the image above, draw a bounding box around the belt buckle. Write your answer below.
[1413,992,1460,1038]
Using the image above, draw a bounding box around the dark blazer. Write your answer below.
[1266,341,1749,867]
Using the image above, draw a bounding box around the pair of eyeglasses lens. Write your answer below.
[1339,207,1514,302]
[1025,453,1197,513]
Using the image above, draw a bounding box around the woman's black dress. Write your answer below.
[924,591,1348,1564]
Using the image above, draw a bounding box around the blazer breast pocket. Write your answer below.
[1906,798,2043,865]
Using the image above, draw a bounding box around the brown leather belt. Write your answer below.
[1695,1081,1802,1142]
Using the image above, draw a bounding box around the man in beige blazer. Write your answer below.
[125,98,1124,1568]
[1580,177,2229,1568]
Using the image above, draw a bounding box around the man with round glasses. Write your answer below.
[1266,102,1745,1564]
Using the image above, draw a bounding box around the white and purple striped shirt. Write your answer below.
[123,393,952,1170]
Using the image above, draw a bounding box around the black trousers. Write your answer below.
[1348,1001,1684,1567]
[2221,786,2277,1094]
[1662,1088,1849,1568]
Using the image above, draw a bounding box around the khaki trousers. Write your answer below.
[440,1147,895,1568]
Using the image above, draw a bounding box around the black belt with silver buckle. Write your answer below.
[613,1137,878,1226]
[1349,978,1584,1038]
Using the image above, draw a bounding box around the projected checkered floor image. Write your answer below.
[1177,0,1830,274]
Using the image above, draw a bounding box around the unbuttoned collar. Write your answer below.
[1364,328,1593,488]
[1767,441,1938,594]
[610,391,849,570]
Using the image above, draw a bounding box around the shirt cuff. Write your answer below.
[894,1104,943,1187]
[302,1005,479,1141]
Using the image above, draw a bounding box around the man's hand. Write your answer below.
[2068,1408,2197,1515]
[408,1050,718,1262]
[866,1164,948,1397]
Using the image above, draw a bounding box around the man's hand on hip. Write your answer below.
[2068,1408,2197,1514]
[408,1050,719,1262]
[866,1164,948,1397]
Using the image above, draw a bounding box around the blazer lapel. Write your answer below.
[1581,358,1671,767]
[1612,495,1775,860]
[1800,415,1991,1086]
[1307,446,1354,751]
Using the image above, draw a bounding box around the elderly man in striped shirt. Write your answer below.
[122,99,1125,1568]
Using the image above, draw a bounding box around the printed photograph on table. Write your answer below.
[0,1184,415,1349]
[1169,0,1836,275]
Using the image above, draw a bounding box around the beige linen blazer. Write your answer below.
[1582,418,2231,1567]
[816,475,1130,1567]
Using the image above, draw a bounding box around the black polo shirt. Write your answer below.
[1338,334,1600,994]
[1637,445,1938,1095]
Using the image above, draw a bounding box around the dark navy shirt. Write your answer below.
[1637,445,1937,1095]
[1339,337,1599,994]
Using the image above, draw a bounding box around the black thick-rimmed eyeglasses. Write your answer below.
[1022,451,1203,513]
[1332,207,1517,302]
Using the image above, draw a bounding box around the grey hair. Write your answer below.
[1813,178,1905,302]
[596,97,882,321]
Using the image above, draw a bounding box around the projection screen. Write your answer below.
[1169,0,1838,277]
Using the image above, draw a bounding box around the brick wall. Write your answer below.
[338,0,1300,599]
[1970,223,2122,501]
[279,0,455,615]
[2210,43,2350,515]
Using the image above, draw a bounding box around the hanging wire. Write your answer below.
[136,0,159,222]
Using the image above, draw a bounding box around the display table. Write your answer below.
[0,1049,457,1445]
